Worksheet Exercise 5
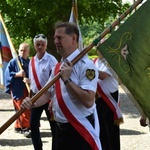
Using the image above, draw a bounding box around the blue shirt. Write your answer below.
[4,56,30,100]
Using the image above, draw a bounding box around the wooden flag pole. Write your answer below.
[0,14,30,93]
[96,0,143,46]
[0,0,143,135]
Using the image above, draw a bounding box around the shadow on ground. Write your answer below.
[119,93,140,118]
[0,139,32,146]
[0,89,11,100]
[41,131,52,138]
[0,131,51,146]
[120,128,146,135]
[0,109,14,111]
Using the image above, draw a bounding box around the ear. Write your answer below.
[72,34,77,41]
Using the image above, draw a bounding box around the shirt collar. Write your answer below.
[35,51,47,61]
[63,49,80,62]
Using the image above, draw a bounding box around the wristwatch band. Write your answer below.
[64,78,72,85]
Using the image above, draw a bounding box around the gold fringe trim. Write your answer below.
[114,118,124,125]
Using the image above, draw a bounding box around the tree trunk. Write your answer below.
[47,31,61,61]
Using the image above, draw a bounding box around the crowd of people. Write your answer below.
[4,21,149,150]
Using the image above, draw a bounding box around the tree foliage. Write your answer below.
[0,0,129,60]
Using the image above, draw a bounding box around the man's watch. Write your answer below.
[64,78,72,85]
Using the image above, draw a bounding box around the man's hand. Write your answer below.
[139,116,148,127]
[23,77,31,84]
[60,61,73,82]
[15,69,26,77]
[21,97,34,109]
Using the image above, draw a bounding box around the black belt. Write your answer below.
[56,113,94,130]
[56,122,70,130]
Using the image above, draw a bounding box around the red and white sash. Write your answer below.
[97,82,123,124]
[54,63,102,150]
[31,57,51,107]
[93,57,98,64]
[31,57,42,90]
[93,58,123,125]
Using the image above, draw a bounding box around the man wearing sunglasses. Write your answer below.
[29,34,58,150]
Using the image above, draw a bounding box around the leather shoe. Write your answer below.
[14,128,22,133]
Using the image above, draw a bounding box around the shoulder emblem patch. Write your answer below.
[86,69,95,80]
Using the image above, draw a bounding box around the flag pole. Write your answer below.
[73,0,78,23]
[70,0,83,51]
[0,0,143,135]
[0,14,30,93]
[96,0,143,47]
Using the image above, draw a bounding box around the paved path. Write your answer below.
[119,87,150,150]
[0,90,52,150]
[0,87,150,150]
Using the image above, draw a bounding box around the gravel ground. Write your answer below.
[0,87,150,150]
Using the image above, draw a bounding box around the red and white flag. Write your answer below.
[0,13,17,90]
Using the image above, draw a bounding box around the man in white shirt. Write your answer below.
[22,22,102,150]
[93,50,123,150]
[29,34,58,150]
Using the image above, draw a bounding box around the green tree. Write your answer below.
[0,0,129,60]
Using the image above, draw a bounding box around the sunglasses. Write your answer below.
[35,34,46,39]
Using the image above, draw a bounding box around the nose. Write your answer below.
[54,38,59,44]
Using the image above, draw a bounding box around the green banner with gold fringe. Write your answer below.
[97,0,150,120]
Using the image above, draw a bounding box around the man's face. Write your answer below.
[34,40,47,53]
[18,45,29,59]
[54,27,73,55]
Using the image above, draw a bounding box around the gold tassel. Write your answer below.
[114,118,124,125]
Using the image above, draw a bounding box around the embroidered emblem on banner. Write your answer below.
[86,69,95,80]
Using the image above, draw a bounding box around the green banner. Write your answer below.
[97,0,150,120]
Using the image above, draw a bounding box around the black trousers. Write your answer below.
[54,114,95,150]
[96,90,120,150]
[30,103,56,150]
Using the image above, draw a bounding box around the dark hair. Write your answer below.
[54,22,79,43]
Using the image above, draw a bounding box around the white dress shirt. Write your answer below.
[29,52,57,93]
